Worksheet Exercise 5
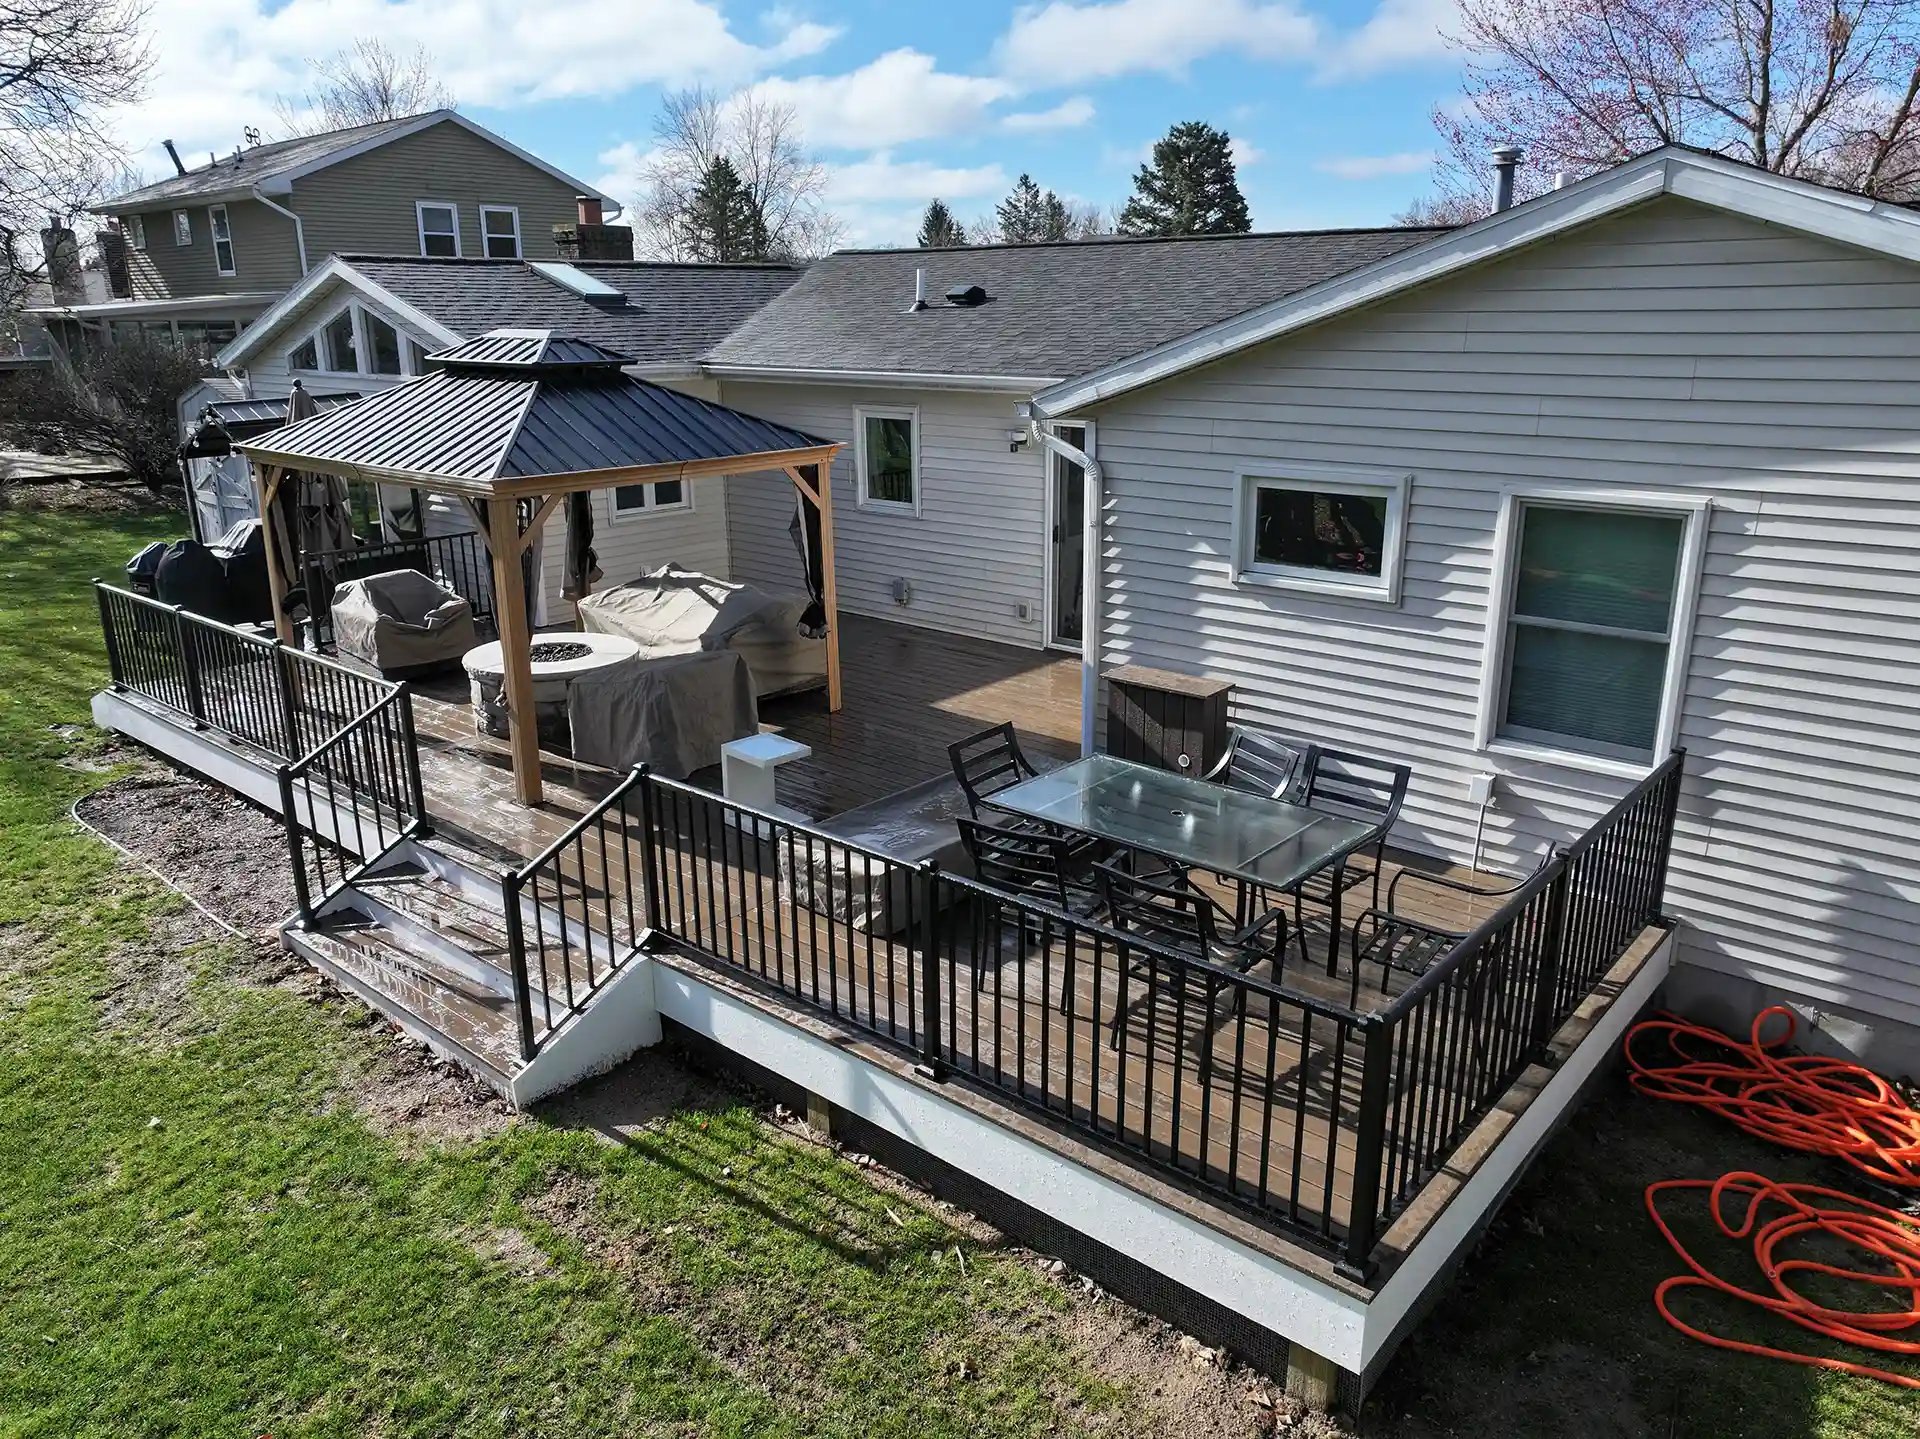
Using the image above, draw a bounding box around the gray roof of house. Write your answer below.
[701,227,1451,380]
[344,256,803,366]
[240,328,830,484]
[101,115,431,210]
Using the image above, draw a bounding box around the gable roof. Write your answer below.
[700,226,1449,386]
[214,255,802,372]
[1031,145,1920,417]
[97,111,607,212]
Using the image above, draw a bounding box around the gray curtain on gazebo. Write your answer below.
[467,496,541,633]
[562,490,600,602]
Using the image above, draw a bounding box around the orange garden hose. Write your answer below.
[1623,1009,1920,1386]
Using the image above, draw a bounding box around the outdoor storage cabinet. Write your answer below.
[1104,665,1233,777]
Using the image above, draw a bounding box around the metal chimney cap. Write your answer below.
[1490,144,1526,164]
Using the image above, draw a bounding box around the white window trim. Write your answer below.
[289,299,421,379]
[1230,462,1410,604]
[207,204,236,276]
[415,199,461,258]
[1041,418,1094,651]
[126,215,146,251]
[853,403,922,515]
[479,204,523,259]
[172,210,192,247]
[1472,486,1711,779]
[609,480,695,521]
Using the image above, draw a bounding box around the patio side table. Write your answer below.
[721,732,812,823]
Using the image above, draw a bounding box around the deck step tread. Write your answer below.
[356,866,516,971]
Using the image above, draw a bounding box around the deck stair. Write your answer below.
[281,835,653,1106]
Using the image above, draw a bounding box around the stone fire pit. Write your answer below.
[462,631,640,744]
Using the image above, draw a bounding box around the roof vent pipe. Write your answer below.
[907,266,928,313]
[1491,144,1525,212]
[162,139,186,176]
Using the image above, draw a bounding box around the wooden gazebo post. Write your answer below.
[253,460,296,646]
[485,495,561,806]
[785,459,842,712]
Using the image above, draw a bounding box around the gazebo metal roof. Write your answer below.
[237,327,833,495]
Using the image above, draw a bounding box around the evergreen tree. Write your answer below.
[1117,121,1251,236]
[684,156,766,261]
[997,173,1074,243]
[916,198,966,248]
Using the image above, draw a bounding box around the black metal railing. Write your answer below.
[278,686,429,922]
[301,531,493,647]
[488,753,1683,1273]
[95,581,397,762]
[502,769,647,1059]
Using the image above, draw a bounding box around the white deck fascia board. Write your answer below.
[653,962,1374,1367]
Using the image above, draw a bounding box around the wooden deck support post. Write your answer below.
[1284,1343,1340,1411]
[785,461,843,713]
[255,461,296,646]
[487,497,549,806]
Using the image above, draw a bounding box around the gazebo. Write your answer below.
[237,329,845,806]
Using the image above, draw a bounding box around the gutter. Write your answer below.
[1023,406,1102,757]
[250,187,308,274]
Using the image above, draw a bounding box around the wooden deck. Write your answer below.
[398,613,1533,1247]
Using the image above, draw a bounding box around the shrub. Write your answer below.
[0,337,209,491]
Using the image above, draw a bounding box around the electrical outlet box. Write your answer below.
[1016,601,1030,621]
[1466,772,1497,807]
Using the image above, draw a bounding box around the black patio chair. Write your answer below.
[1094,859,1288,1050]
[1348,857,1554,995]
[947,722,1107,860]
[1202,726,1318,804]
[958,818,1102,1007]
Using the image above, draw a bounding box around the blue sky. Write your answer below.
[118,0,1466,247]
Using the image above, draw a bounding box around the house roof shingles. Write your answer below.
[700,227,1452,381]
[101,115,429,210]
[344,257,803,366]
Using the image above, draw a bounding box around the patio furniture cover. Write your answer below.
[331,568,476,678]
[576,563,826,699]
[567,648,757,779]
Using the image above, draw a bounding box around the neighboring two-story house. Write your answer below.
[29,110,619,353]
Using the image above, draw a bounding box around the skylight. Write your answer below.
[530,262,624,300]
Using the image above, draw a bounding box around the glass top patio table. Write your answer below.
[986,753,1380,891]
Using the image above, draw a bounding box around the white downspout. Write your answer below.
[250,188,308,275]
[1028,412,1102,757]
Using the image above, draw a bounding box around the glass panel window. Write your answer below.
[417,202,459,257]
[856,407,917,510]
[365,311,403,374]
[322,309,357,372]
[126,215,146,250]
[1496,502,1687,759]
[208,205,235,274]
[290,335,319,370]
[613,481,690,514]
[1236,472,1407,600]
[172,210,191,246]
[480,205,521,259]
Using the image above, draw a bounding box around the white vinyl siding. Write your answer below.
[1085,195,1920,1037]
[719,382,1047,647]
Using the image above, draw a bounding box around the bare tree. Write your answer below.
[1412,0,1920,215]
[636,86,840,261]
[0,335,209,490]
[274,39,455,137]
[0,0,151,344]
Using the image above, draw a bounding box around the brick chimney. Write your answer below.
[96,225,131,299]
[553,194,633,262]
[40,217,83,301]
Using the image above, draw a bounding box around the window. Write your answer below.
[208,204,235,275]
[1478,492,1706,768]
[172,210,192,246]
[177,320,238,353]
[479,205,522,259]
[322,309,357,372]
[1233,467,1409,602]
[612,479,689,515]
[364,311,403,375]
[126,215,146,250]
[290,335,319,371]
[854,405,918,512]
[416,201,459,257]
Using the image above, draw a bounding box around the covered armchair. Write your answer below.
[331,568,477,680]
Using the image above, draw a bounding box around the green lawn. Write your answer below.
[0,494,1914,1438]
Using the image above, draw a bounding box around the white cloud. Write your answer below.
[1322,0,1457,78]
[1002,96,1095,132]
[752,49,1014,150]
[1228,137,1263,168]
[996,0,1319,85]
[1315,149,1435,179]
[104,0,837,170]
[825,153,1008,205]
